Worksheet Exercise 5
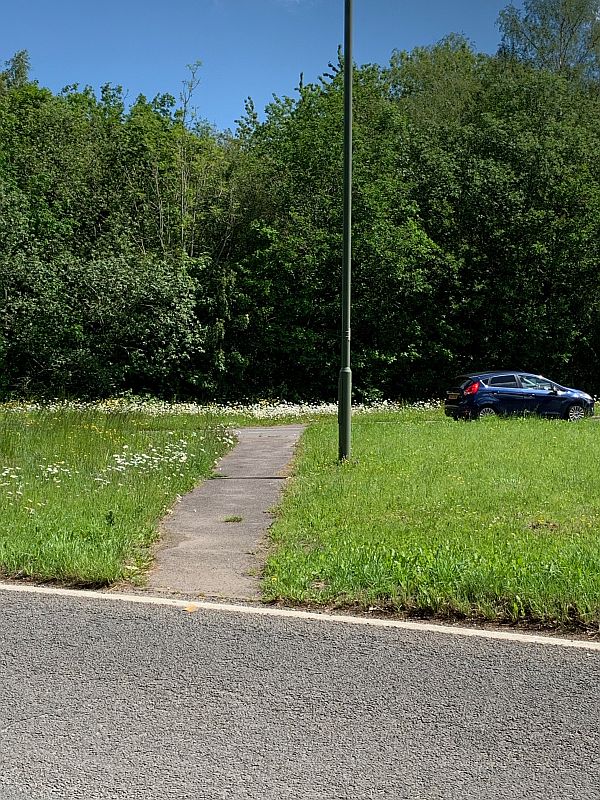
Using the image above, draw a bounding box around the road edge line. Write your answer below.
[1,581,599,651]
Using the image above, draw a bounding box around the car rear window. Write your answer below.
[452,376,475,390]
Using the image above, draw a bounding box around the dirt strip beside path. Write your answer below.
[145,425,305,599]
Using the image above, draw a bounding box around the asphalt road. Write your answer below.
[1,588,599,800]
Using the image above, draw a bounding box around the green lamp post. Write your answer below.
[338,0,353,461]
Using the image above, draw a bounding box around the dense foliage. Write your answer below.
[2,1,600,401]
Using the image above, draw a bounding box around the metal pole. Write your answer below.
[338,0,352,461]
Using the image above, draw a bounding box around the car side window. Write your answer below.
[520,375,554,390]
[487,375,518,388]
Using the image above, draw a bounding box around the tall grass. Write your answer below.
[0,408,235,584]
[265,412,600,626]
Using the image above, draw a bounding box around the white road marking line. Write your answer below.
[1,581,599,651]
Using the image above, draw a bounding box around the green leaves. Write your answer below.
[0,253,204,397]
[2,39,600,402]
[498,0,600,81]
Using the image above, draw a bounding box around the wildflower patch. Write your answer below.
[0,406,236,584]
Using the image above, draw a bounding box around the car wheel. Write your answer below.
[566,404,586,422]
[477,406,497,419]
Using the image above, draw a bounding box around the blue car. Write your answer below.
[444,371,595,421]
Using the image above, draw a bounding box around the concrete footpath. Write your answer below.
[146,425,305,600]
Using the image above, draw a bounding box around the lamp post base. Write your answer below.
[338,366,352,461]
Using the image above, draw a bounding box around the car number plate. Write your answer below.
[447,393,459,400]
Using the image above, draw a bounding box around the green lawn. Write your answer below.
[0,398,385,585]
[264,410,600,627]
[5,401,600,628]
[0,398,353,585]
[0,406,236,584]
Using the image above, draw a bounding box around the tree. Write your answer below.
[498,0,600,80]
[3,43,600,401]
[217,61,465,400]
[0,252,205,397]
[386,35,485,130]
[402,54,600,387]
[0,50,30,91]
[0,56,247,399]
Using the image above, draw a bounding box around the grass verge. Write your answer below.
[264,411,600,628]
[0,407,235,584]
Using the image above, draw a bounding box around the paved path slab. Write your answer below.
[146,425,305,600]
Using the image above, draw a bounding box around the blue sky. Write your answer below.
[4,1,521,131]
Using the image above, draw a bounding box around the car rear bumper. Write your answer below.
[444,402,472,419]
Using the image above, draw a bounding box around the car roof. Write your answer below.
[462,370,539,378]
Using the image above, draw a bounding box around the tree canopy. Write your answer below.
[498,0,600,79]
[2,9,600,401]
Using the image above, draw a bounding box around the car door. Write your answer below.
[484,374,528,414]
[517,374,563,417]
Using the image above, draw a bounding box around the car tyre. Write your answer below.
[477,406,497,419]
[566,403,586,422]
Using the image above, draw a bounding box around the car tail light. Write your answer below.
[463,381,480,396]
